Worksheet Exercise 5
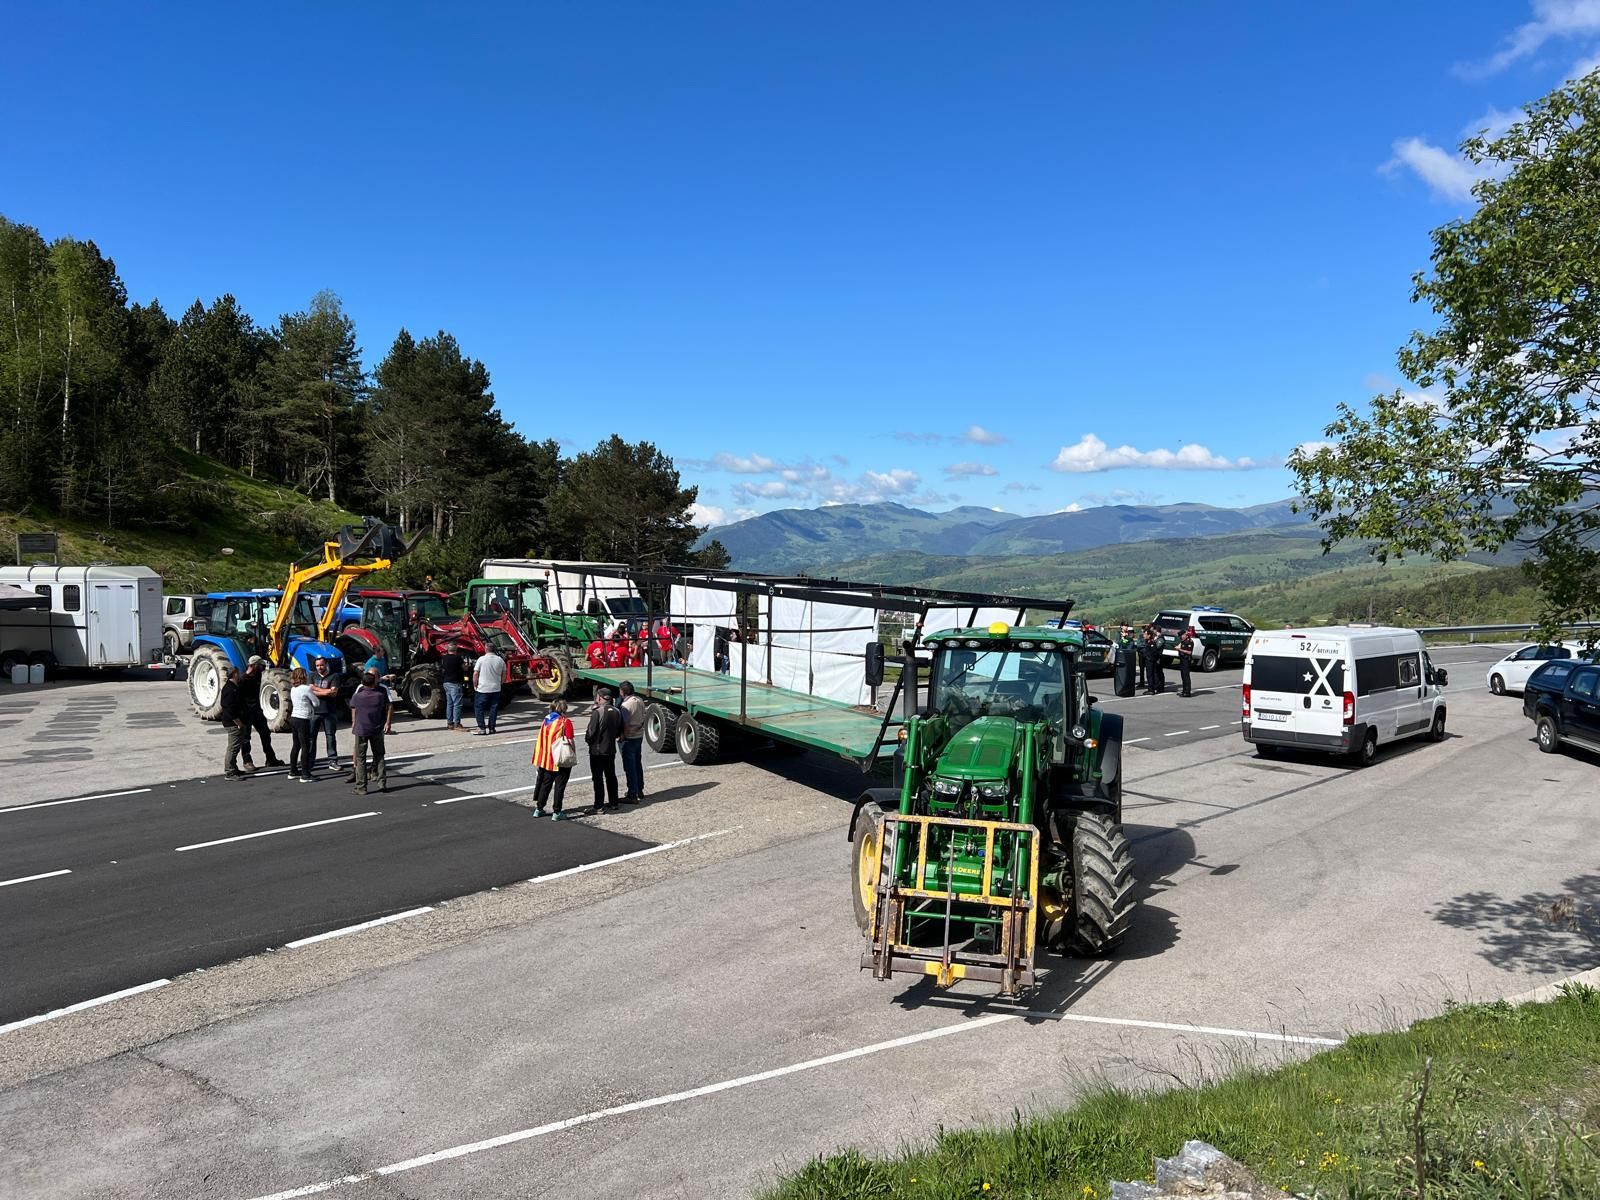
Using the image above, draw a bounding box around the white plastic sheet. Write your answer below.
[768,594,879,706]
[919,605,1025,635]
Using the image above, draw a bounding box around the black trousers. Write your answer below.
[242,709,277,762]
[589,752,619,808]
[1145,651,1165,693]
[534,766,571,813]
[290,716,313,775]
[1178,654,1192,696]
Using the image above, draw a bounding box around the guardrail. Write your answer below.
[1415,622,1600,643]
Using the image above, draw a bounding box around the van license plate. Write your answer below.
[1255,711,1288,723]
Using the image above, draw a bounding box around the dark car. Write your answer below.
[1523,659,1600,759]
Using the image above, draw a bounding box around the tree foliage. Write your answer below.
[0,212,715,584]
[1292,71,1600,631]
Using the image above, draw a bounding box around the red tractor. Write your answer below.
[337,590,535,718]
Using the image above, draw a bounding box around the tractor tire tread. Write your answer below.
[1066,812,1136,958]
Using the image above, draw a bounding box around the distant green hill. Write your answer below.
[3,449,363,593]
[826,524,1536,627]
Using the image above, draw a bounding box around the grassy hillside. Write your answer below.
[2,450,363,593]
[831,526,1537,627]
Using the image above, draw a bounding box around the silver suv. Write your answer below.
[162,594,209,656]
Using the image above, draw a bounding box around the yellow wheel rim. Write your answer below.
[856,822,882,917]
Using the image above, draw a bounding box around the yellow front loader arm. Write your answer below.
[265,521,422,666]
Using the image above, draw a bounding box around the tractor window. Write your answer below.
[289,595,320,639]
[472,585,519,619]
[408,595,450,624]
[605,596,648,618]
[931,645,1067,736]
[522,584,548,614]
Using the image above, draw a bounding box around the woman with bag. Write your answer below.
[532,699,577,819]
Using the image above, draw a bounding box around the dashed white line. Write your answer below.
[526,827,734,884]
[175,811,380,852]
[1163,730,1189,737]
[1200,725,1220,731]
[285,906,434,948]
[0,979,171,1036]
[242,1013,1017,1199]
[0,868,72,889]
[2,787,151,814]
[1126,737,1151,744]
[432,760,686,805]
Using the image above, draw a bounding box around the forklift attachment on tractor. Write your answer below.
[862,811,1041,997]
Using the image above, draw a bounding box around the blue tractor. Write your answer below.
[187,590,344,731]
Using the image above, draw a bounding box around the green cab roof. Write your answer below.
[923,624,1085,647]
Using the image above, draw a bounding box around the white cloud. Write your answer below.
[964,425,1006,445]
[688,502,725,527]
[1574,47,1600,76]
[711,452,778,474]
[780,465,831,483]
[732,507,759,522]
[861,468,921,495]
[1383,137,1496,203]
[733,480,807,501]
[1291,440,1337,459]
[1002,481,1040,493]
[1461,106,1525,141]
[1461,0,1600,76]
[1054,503,1083,514]
[944,461,997,478]
[1049,433,1263,474]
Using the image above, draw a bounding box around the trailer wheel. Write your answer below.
[532,651,573,699]
[644,703,678,752]
[404,664,443,718]
[1064,811,1135,957]
[164,630,182,659]
[851,802,890,933]
[674,714,721,765]
[189,647,229,720]
[259,668,293,732]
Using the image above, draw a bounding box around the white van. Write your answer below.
[1242,625,1449,766]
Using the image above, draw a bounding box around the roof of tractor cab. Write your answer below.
[923,623,1086,649]
[355,590,450,600]
[204,590,281,600]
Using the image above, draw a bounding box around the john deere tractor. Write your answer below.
[853,622,1134,997]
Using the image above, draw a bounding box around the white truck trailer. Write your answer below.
[0,564,165,677]
[478,559,648,624]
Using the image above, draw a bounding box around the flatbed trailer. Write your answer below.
[578,663,902,766]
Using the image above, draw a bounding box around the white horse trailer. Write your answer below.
[0,564,165,677]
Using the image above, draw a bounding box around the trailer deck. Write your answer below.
[578,664,901,764]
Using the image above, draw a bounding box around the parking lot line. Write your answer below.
[0,868,72,888]
[0,979,170,1036]
[526,827,734,884]
[175,812,380,853]
[1163,731,1189,737]
[1126,737,1150,744]
[1200,724,1220,730]
[2,787,152,814]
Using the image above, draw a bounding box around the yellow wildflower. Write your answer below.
[1473,1160,1488,1173]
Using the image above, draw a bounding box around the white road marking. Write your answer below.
[285,906,434,948]
[0,979,170,1036]
[1125,737,1150,744]
[2,787,152,814]
[526,827,733,884]
[1029,1010,1343,1047]
[0,868,72,888]
[1163,731,1189,737]
[432,760,686,805]
[242,1013,1018,1200]
[175,812,380,852]
[1200,725,1220,731]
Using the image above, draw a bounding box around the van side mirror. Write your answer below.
[864,641,885,688]
[1435,669,1448,687]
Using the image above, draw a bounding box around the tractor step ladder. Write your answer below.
[862,812,1040,997]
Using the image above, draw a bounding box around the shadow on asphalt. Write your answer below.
[1432,872,1600,975]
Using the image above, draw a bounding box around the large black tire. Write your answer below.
[1536,714,1560,754]
[644,703,678,752]
[851,801,890,933]
[163,630,182,659]
[675,713,722,765]
[0,650,22,681]
[404,664,443,718]
[1353,729,1378,768]
[1064,811,1135,957]
[188,646,230,720]
[1428,708,1446,743]
[532,651,573,700]
[1200,647,1219,672]
[1489,673,1506,696]
[259,667,293,732]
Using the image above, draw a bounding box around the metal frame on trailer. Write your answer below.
[577,566,1076,771]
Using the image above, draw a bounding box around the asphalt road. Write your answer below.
[2,642,1594,1200]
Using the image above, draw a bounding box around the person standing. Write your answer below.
[1142,626,1164,695]
[363,650,396,735]
[585,688,624,813]
[220,667,248,780]
[532,699,576,819]
[288,667,317,781]
[348,671,388,795]
[238,656,285,770]
[1177,627,1196,698]
[1130,625,1147,691]
[714,626,730,674]
[617,680,646,803]
[441,647,467,731]
[473,644,507,735]
[309,656,342,771]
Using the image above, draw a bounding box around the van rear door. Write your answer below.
[1247,636,1346,742]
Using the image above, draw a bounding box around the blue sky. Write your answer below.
[6,2,1599,526]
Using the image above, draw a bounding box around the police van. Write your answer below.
[1242,625,1449,766]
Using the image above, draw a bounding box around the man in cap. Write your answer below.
[238,654,285,771]
[347,670,389,794]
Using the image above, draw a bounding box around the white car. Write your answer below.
[1486,643,1592,695]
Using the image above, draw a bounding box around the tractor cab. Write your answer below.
[199,592,277,659]
[357,590,450,666]
[927,628,1083,761]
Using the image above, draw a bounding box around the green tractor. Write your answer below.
[854,621,1134,997]
[464,577,599,699]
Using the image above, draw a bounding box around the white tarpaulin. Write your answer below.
[919,605,1026,635]
[668,582,766,678]
[768,594,879,706]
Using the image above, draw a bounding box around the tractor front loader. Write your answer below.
[853,622,1134,998]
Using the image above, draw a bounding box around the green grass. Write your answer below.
[1,449,363,592]
[763,985,1600,1200]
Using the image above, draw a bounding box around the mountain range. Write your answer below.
[701,499,1308,573]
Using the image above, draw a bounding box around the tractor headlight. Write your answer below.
[976,782,1009,802]
[1070,724,1088,741]
[931,777,961,797]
